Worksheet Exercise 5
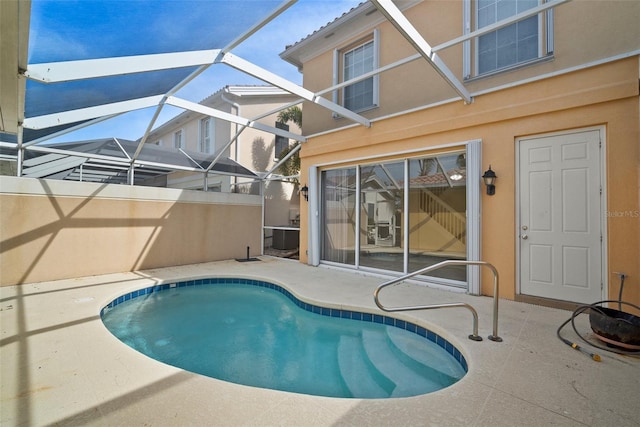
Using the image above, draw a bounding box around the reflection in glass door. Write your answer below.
[359,161,404,272]
[408,154,467,281]
[321,168,357,265]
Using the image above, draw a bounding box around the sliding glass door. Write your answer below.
[320,151,468,283]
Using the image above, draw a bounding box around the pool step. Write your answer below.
[361,329,442,397]
[337,335,390,398]
[385,327,464,382]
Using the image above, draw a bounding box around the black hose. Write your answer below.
[556,305,601,361]
[557,299,640,361]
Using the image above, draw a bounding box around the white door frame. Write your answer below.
[515,125,608,301]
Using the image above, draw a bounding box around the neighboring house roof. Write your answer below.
[323,169,465,192]
[7,138,257,185]
[406,170,467,188]
[147,84,298,141]
[198,84,297,105]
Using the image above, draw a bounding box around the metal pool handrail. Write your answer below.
[373,260,502,342]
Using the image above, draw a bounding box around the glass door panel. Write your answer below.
[321,168,357,265]
[408,153,467,281]
[358,161,405,272]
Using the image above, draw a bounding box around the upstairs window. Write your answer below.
[274,121,289,159]
[466,0,553,78]
[173,129,183,149]
[344,41,374,111]
[199,118,213,153]
[333,30,379,113]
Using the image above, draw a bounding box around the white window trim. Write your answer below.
[332,29,380,116]
[464,0,553,79]
[199,117,214,153]
[173,128,184,149]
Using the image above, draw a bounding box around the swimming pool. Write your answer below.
[101,278,467,399]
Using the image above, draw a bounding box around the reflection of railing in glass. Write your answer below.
[420,190,466,245]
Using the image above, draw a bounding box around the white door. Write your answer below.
[518,129,603,304]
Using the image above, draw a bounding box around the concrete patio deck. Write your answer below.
[1,257,638,426]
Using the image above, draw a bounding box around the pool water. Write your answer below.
[101,280,466,398]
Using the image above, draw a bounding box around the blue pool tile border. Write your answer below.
[101,277,468,372]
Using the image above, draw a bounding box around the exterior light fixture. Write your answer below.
[300,184,309,201]
[450,172,463,181]
[482,166,497,195]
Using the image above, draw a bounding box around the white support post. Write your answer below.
[308,166,320,266]
[354,165,361,269]
[404,159,410,274]
[466,139,483,295]
[16,145,24,177]
[263,143,301,179]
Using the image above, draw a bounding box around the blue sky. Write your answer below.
[32,0,362,144]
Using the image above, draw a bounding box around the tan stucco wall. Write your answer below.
[299,0,640,136]
[0,177,262,286]
[299,57,639,308]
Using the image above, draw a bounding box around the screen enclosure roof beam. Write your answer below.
[165,96,306,143]
[218,52,371,128]
[369,0,472,104]
[22,96,165,130]
[24,50,222,83]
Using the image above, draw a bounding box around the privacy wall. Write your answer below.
[0,177,262,286]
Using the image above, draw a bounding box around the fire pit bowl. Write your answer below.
[589,306,640,350]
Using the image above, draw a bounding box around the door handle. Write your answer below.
[521,234,528,240]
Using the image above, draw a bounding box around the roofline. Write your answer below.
[224,85,293,97]
[279,2,374,68]
[147,84,297,140]
[279,0,421,68]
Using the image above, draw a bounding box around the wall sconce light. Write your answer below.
[482,166,497,196]
[300,184,309,201]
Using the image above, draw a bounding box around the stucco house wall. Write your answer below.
[292,1,639,136]
[299,58,639,306]
[283,1,639,309]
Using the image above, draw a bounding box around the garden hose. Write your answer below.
[556,305,601,361]
[557,300,640,361]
